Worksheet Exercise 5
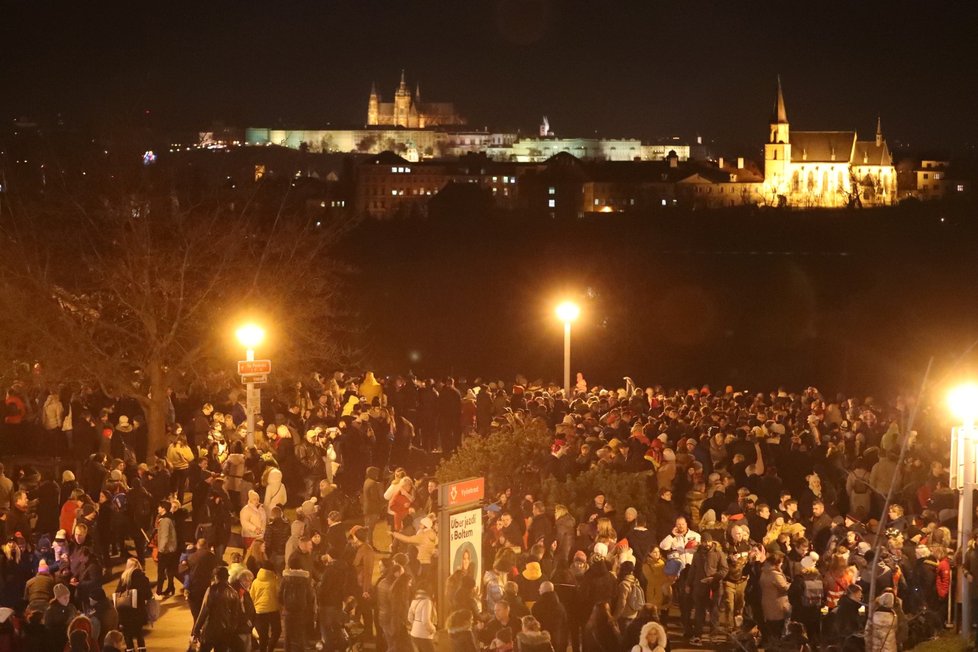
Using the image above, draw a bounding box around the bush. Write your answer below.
[435,420,553,499]
[542,466,653,522]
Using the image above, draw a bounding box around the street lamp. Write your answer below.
[949,382,978,640]
[555,301,580,398]
[236,323,265,447]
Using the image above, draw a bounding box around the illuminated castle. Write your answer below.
[763,77,896,207]
[367,71,466,129]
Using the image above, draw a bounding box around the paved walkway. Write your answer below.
[99,521,715,651]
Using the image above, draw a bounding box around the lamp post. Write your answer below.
[950,383,978,640]
[555,301,580,398]
[236,323,265,447]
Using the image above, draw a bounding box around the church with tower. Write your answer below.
[763,77,896,207]
[367,71,466,129]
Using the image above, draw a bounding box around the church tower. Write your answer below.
[876,115,883,147]
[764,75,792,196]
[367,82,379,126]
[393,70,412,127]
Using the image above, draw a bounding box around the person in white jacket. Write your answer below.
[264,467,287,514]
[632,620,667,652]
[408,587,437,652]
[239,490,267,549]
[659,516,701,639]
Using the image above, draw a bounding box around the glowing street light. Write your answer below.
[949,382,978,639]
[236,324,265,351]
[949,383,978,426]
[555,301,580,398]
[236,323,266,447]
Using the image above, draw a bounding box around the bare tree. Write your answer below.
[0,191,357,459]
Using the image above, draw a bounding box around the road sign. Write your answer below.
[237,359,272,375]
[440,477,485,509]
[241,374,267,385]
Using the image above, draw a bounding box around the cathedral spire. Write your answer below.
[415,82,421,103]
[399,69,407,90]
[774,74,788,124]
[876,114,882,146]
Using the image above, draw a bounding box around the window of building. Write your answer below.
[548,199,556,208]
[548,186,556,195]
[594,199,600,206]
[923,173,929,179]
[958,184,965,192]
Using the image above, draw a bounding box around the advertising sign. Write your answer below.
[448,507,482,593]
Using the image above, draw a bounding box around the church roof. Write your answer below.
[852,140,892,166]
[790,131,856,163]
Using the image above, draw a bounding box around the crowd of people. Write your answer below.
[0,373,970,652]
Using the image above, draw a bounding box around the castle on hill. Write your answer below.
[367,71,466,129]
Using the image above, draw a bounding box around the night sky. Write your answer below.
[5,1,978,151]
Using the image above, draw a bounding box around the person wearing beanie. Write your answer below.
[25,559,56,611]
[44,584,79,650]
[239,489,267,549]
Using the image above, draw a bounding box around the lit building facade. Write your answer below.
[367,71,466,128]
[763,78,896,207]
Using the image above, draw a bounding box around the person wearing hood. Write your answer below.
[239,490,267,549]
[865,591,898,652]
[446,608,479,652]
[250,563,282,652]
[631,620,667,652]
[360,372,384,406]
[532,582,568,652]
[517,615,554,652]
[66,614,98,652]
[409,586,438,652]
[284,520,306,566]
[263,466,287,514]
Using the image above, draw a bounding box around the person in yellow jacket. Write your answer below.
[165,435,195,502]
[359,371,384,406]
[249,565,281,652]
[641,547,672,618]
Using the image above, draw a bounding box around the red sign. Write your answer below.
[237,360,272,375]
[442,477,485,508]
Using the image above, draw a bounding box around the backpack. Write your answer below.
[111,491,128,513]
[626,580,646,612]
[801,578,824,608]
